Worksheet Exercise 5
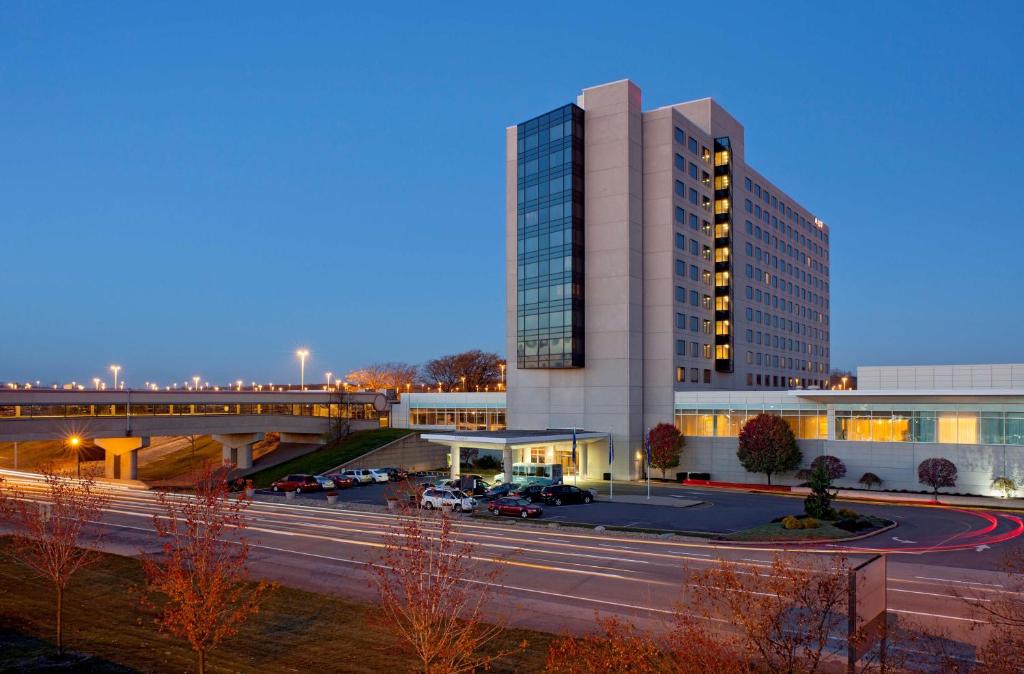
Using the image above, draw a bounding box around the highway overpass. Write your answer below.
[0,388,390,479]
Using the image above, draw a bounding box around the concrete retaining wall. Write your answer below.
[335,433,448,472]
[678,437,1023,496]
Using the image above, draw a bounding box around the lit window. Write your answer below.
[714,174,730,190]
[715,320,730,336]
[715,247,729,262]
[715,271,730,287]
[715,344,731,360]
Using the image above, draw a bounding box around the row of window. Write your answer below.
[743,175,828,247]
[741,214,828,296]
[676,408,827,439]
[407,407,507,431]
[0,403,382,420]
[674,126,711,163]
[676,340,713,360]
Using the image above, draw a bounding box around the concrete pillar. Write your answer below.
[95,437,150,481]
[581,441,589,478]
[105,452,119,479]
[212,433,264,469]
[237,444,253,470]
[450,445,461,479]
[121,450,138,480]
[503,449,514,481]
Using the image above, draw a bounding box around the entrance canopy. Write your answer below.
[420,429,608,451]
[420,429,610,480]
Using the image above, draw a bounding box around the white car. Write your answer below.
[368,469,390,483]
[421,488,477,513]
[342,468,374,485]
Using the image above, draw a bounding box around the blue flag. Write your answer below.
[608,434,614,465]
[644,429,651,466]
[571,427,577,466]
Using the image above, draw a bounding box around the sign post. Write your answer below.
[848,554,887,673]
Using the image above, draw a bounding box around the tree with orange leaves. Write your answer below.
[371,503,524,673]
[141,463,271,674]
[0,468,109,657]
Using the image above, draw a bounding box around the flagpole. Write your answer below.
[608,433,614,501]
[645,427,651,500]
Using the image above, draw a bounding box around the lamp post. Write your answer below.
[236,380,243,391]
[296,349,309,390]
[841,376,848,390]
[93,377,100,390]
[69,435,81,478]
[109,365,121,390]
[192,375,200,392]
[460,375,466,392]
[325,372,333,390]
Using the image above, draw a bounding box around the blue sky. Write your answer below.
[2,1,1022,386]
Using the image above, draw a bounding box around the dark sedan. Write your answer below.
[482,482,518,500]
[511,484,546,503]
[487,497,543,519]
[538,484,594,506]
[381,467,408,481]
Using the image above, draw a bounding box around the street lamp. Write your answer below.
[109,365,121,390]
[296,349,309,390]
[192,375,200,392]
[460,375,466,391]
[236,380,243,391]
[93,377,100,390]
[69,435,82,478]
[325,372,333,390]
[841,376,848,390]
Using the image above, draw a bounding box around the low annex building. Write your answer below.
[394,364,1024,496]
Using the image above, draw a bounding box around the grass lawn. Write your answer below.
[0,538,551,673]
[246,428,411,488]
[137,436,225,482]
[724,515,892,542]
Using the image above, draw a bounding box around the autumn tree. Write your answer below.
[647,423,685,479]
[419,350,505,391]
[684,553,849,673]
[736,414,802,485]
[345,361,419,391]
[809,454,846,481]
[0,468,109,656]
[142,463,271,674]
[370,504,523,672]
[918,457,957,496]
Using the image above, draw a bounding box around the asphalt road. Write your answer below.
[4,469,1019,668]
[263,477,1024,570]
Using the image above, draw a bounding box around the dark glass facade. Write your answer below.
[516,104,585,369]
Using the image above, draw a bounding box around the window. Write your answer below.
[675,153,685,170]
[675,286,685,302]
[702,319,712,334]
[702,343,712,359]
[689,316,698,331]
[675,207,685,224]
[702,245,712,261]
[688,136,698,154]
[744,177,752,191]
[690,367,698,382]
[676,313,686,329]
[690,290,699,306]
[690,265,699,281]
[676,233,685,249]
[716,344,731,359]
[676,340,686,356]
[675,127,685,144]
[676,367,685,382]
[689,188,699,205]
[703,369,712,384]
[675,180,685,197]
[702,294,712,310]
[689,163,698,179]
[675,259,685,276]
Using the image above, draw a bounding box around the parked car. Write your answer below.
[271,474,320,493]
[487,497,543,519]
[381,467,408,481]
[368,468,390,483]
[314,475,336,490]
[421,488,477,512]
[455,475,491,496]
[538,484,595,506]
[511,484,546,503]
[482,482,518,500]
[342,468,375,485]
[325,473,356,489]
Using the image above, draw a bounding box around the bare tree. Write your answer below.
[141,463,271,674]
[419,350,505,391]
[370,504,524,672]
[0,468,109,657]
[957,546,1024,673]
[684,553,849,673]
[345,361,419,391]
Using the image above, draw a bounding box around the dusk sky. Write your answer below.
[2,1,1022,386]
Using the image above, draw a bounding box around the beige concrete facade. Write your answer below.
[507,79,830,479]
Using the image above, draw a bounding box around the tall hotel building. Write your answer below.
[505,79,830,476]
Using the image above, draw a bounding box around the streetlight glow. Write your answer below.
[296,349,310,390]
[325,371,333,390]
[109,364,121,390]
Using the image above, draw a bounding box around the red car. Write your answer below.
[271,474,319,493]
[487,497,543,519]
[325,473,356,489]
